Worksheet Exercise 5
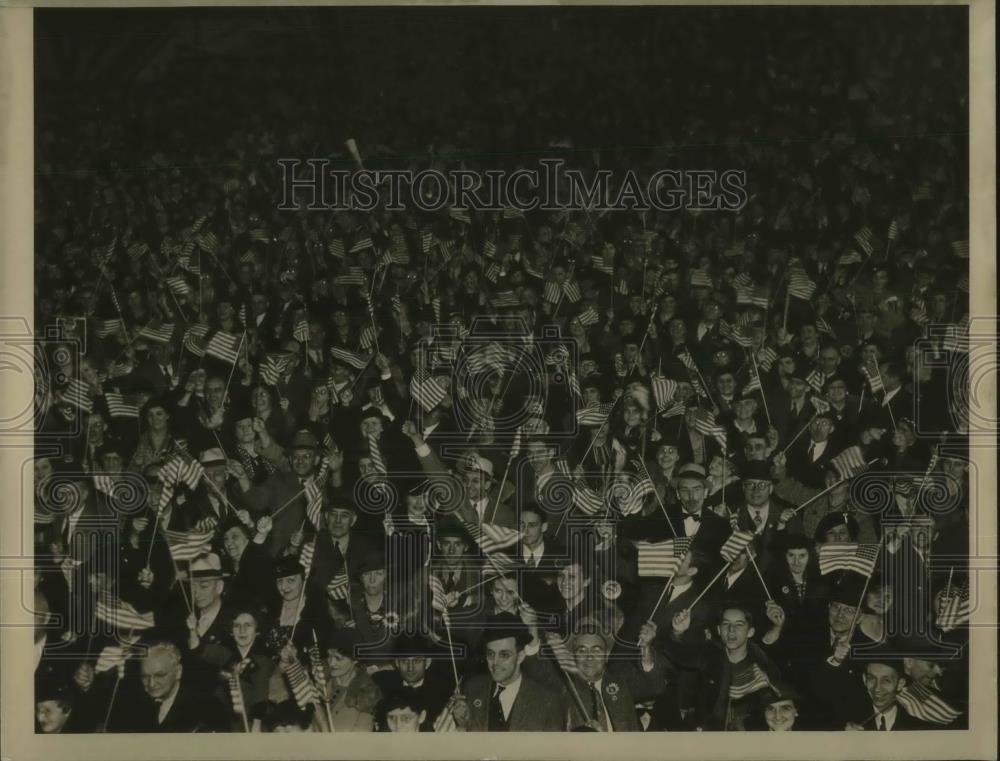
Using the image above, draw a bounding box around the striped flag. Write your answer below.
[95,319,122,338]
[757,347,778,372]
[463,521,521,555]
[327,569,351,600]
[950,240,969,259]
[421,230,434,254]
[304,479,324,528]
[636,538,692,578]
[887,219,899,242]
[359,325,380,351]
[104,392,139,419]
[62,379,93,413]
[816,317,836,338]
[138,323,175,344]
[543,282,562,303]
[729,664,771,700]
[390,235,410,264]
[838,251,864,267]
[205,331,242,364]
[333,267,367,286]
[329,347,370,370]
[897,683,962,725]
[817,542,880,576]
[853,226,874,256]
[126,242,149,261]
[806,370,825,393]
[736,286,770,309]
[830,445,868,480]
[196,231,219,253]
[285,658,321,709]
[299,540,316,577]
[743,365,762,395]
[183,323,209,356]
[720,530,755,562]
[229,671,246,717]
[689,269,713,288]
[733,273,753,292]
[327,239,346,259]
[577,306,600,327]
[429,575,450,614]
[562,281,582,303]
[941,324,969,354]
[433,703,459,732]
[95,597,155,631]
[576,403,613,427]
[492,291,520,309]
[862,364,885,393]
[410,371,447,412]
[936,579,970,631]
[260,352,294,386]
[651,374,678,411]
[163,528,215,563]
[573,484,605,516]
[691,408,727,448]
[293,320,309,344]
[719,320,753,348]
[661,400,686,418]
[787,272,817,300]
[618,478,655,516]
[350,236,374,254]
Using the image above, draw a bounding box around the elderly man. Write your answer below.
[665,463,732,557]
[115,640,229,732]
[562,618,666,731]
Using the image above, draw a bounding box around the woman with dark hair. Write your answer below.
[216,605,277,730]
[744,682,804,731]
[128,397,185,471]
[220,516,276,613]
[262,556,330,657]
[249,384,296,448]
[768,533,828,640]
[254,699,315,732]
[230,405,279,486]
[35,678,91,733]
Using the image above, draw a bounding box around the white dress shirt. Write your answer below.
[808,439,829,462]
[523,541,545,567]
[496,674,523,720]
[874,705,898,730]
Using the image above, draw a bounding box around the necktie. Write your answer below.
[443,573,457,594]
[753,510,763,528]
[331,540,344,570]
[808,442,818,462]
[489,684,508,731]
[589,683,607,730]
[368,434,386,476]
[796,581,806,599]
[877,715,886,731]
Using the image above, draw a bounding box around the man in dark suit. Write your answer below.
[310,497,379,592]
[732,461,796,575]
[666,463,732,559]
[372,633,458,730]
[785,410,839,490]
[823,376,862,449]
[767,372,817,450]
[450,615,565,731]
[563,619,667,731]
[116,640,230,732]
[846,656,935,730]
[512,502,565,572]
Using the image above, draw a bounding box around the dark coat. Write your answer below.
[460,673,565,731]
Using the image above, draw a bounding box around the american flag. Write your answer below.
[729,663,771,700]
[887,219,899,242]
[636,538,692,577]
[285,658,321,709]
[853,226,875,256]
[333,267,367,286]
[941,324,969,354]
[350,236,373,254]
[138,323,175,344]
[689,269,713,288]
[329,347,370,369]
[618,478,655,516]
[733,273,753,291]
[410,371,448,412]
[196,231,219,253]
[463,521,522,555]
[897,683,962,725]
[543,282,562,303]
[757,347,778,372]
[183,323,209,356]
[936,579,970,631]
[62,378,93,413]
[691,408,727,448]
[293,320,309,344]
[95,319,122,338]
[95,597,155,631]
[562,280,582,303]
[591,255,614,275]
[449,208,472,225]
[126,242,149,261]
[327,569,351,600]
[250,228,270,243]
[163,529,215,563]
[744,365,762,395]
[616,279,630,296]
[433,703,459,732]
[838,251,863,267]
[260,352,294,386]
[651,374,678,411]
[950,240,969,259]
[104,392,139,419]
[830,445,868,480]
[305,478,323,528]
[167,275,191,296]
[299,540,316,577]
[719,320,753,348]
[464,342,510,373]
[493,291,519,309]
[483,262,502,283]
[806,370,825,393]
[483,239,497,259]
[576,403,613,427]
[390,235,410,264]
[787,272,817,300]
[205,331,242,364]
[815,317,836,338]
[428,575,450,614]
[359,325,380,351]
[573,484,605,515]
[327,239,346,258]
[420,230,434,254]
[677,350,699,372]
[817,542,880,576]
[736,286,770,309]
[862,364,885,393]
[437,239,455,264]
[720,530,755,562]
[577,306,600,326]
[661,400,686,418]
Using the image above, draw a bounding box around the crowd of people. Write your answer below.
[32,6,971,735]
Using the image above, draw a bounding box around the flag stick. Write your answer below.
[748,350,772,427]
[222,332,246,402]
[747,552,773,601]
[689,558,737,609]
[312,629,335,730]
[236,675,251,733]
[781,411,819,454]
[648,573,679,622]
[782,293,791,333]
[101,658,125,731]
[443,616,461,686]
[944,566,954,599]
[843,543,883,643]
[489,460,512,524]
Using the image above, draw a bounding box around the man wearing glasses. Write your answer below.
[733,461,795,574]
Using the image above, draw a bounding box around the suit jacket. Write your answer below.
[117,679,231,732]
[667,506,732,558]
[768,394,818,450]
[732,497,794,575]
[372,666,457,730]
[564,657,670,731]
[310,530,377,591]
[461,673,565,731]
[243,471,314,557]
[861,705,935,731]
[786,437,838,490]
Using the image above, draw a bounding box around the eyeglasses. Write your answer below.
[744,481,771,490]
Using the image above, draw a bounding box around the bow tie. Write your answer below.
[684,512,701,523]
